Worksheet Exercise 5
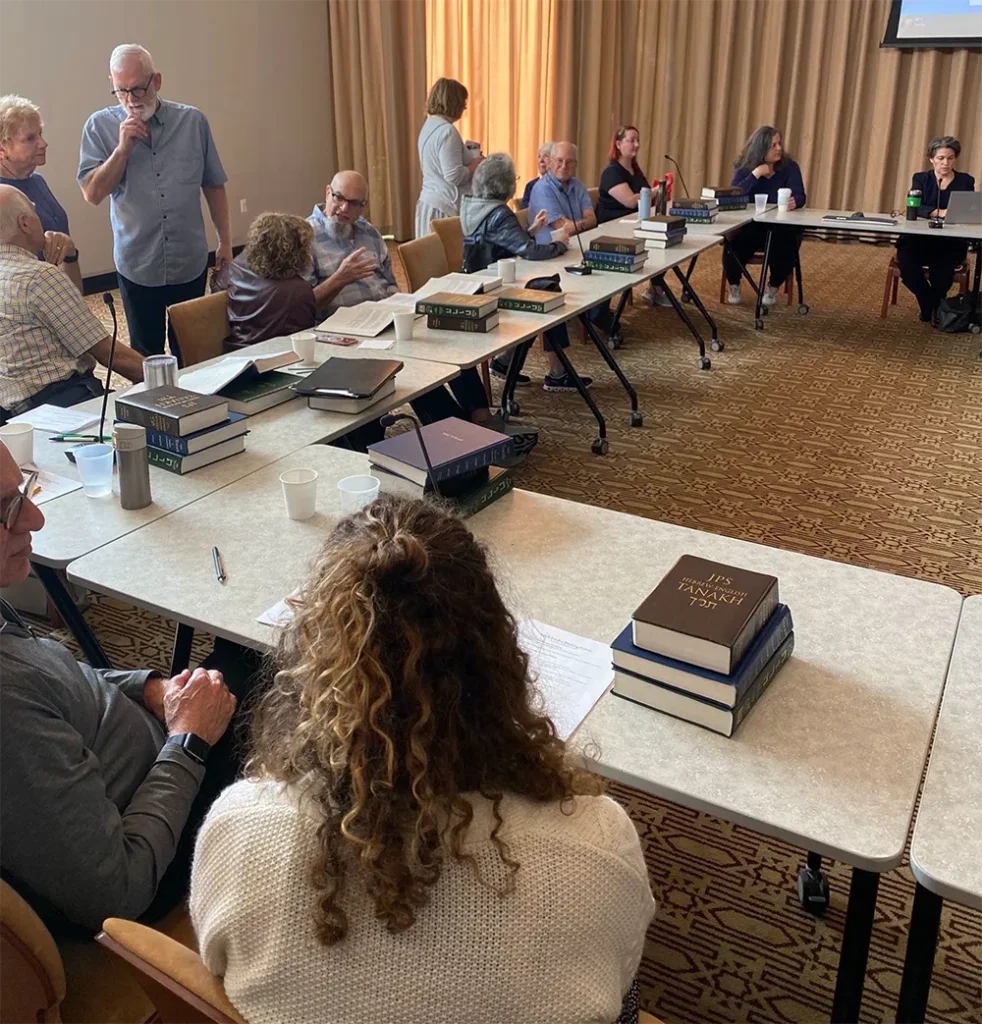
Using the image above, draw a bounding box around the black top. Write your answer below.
[911,170,976,218]
[597,161,649,224]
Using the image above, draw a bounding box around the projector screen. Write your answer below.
[882,0,982,48]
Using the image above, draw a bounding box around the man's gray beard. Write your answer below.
[324,216,354,241]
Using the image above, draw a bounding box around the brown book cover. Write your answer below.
[495,288,566,312]
[671,198,718,210]
[632,555,779,673]
[414,292,498,319]
[115,386,228,437]
[589,235,646,255]
[701,186,744,198]
[637,214,687,232]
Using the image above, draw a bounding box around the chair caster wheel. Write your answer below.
[797,867,830,914]
[506,399,520,417]
[711,339,724,352]
[606,331,623,351]
[761,305,769,316]
[698,356,711,370]
[755,318,764,330]
[681,294,692,304]
[970,323,981,335]
[798,304,809,315]
[630,411,643,427]
[591,438,609,456]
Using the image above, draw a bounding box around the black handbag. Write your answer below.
[525,273,562,292]
[934,293,979,333]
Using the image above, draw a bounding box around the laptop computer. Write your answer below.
[945,191,982,225]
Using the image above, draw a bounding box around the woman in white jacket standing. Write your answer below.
[415,78,483,238]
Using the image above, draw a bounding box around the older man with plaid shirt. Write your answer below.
[0,186,143,422]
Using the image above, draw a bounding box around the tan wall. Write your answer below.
[0,0,336,277]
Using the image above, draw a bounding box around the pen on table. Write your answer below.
[50,433,111,442]
[212,546,227,584]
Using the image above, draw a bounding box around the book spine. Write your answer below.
[589,241,644,255]
[732,588,781,668]
[671,211,716,220]
[733,608,793,699]
[731,634,794,732]
[584,251,641,264]
[143,427,190,455]
[496,299,550,313]
[146,447,185,474]
[427,314,495,333]
[116,403,180,435]
[583,261,643,273]
[453,471,514,518]
[434,439,514,482]
[415,301,484,319]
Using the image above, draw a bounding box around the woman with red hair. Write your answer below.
[596,125,648,224]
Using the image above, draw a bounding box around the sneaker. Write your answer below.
[543,372,594,393]
[489,358,530,387]
[727,284,743,305]
[488,413,539,455]
[761,285,778,307]
[645,284,674,308]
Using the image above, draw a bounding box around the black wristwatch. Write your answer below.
[63,249,79,264]
[165,732,211,765]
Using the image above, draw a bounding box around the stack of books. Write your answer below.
[633,214,687,250]
[495,287,566,313]
[367,416,516,516]
[701,186,748,211]
[290,357,403,414]
[610,555,794,736]
[668,198,719,223]
[584,237,649,273]
[178,350,300,415]
[115,385,248,474]
[414,292,500,334]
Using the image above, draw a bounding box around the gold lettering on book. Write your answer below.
[677,576,748,609]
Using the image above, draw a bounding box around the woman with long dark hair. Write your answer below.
[724,125,806,306]
[191,497,654,1024]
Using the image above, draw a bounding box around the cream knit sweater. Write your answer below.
[190,779,655,1024]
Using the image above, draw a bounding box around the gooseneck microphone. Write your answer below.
[664,154,690,199]
[379,412,441,496]
[97,292,118,443]
[556,179,592,275]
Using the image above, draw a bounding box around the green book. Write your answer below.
[218,370,298,415]
[495,288,566,313]
[147,436,247,474]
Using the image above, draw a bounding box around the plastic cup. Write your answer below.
[0,423,34,466]
[496,259,517,283]
[393,312,415,340]
[754,194,768,215]
[74,443,114,497]
[337,474,380,513]
[280,468,318,520]
[143,355,179,390]
[777,188,792,212]
[291,332,317,364]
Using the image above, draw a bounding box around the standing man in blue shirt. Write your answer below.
[527,142,596,245]
[77,44,231,358]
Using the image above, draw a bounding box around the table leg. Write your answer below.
[170,622,195,676]
[31,561,112,669]
[672,266,722,352]
[655,275,712,369]
[721,237,762,298]
[607,289,631,348]
[498,341,529,421]
[754,228,773,330]
[830,867,880,1023]
[797,850,830,912]
[579,313,642,427]
[680,254,699,302]
[896,882,944,1023]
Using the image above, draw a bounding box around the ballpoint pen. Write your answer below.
[212,546,227,584]
[50,433,113,443]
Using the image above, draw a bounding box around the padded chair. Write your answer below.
[167,291,229,367]
[0,878,196,1024]
[515,207,529,232]
[431,216,465,274]
[879,256,968,318]
[96,916,663,1024]
[718,255,793,305]
[587,186,600,211]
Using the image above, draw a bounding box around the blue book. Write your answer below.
[611,603,793,708]
[137,411,249,456]
[584,249,645,265]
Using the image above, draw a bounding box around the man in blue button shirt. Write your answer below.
[527,141,596,245]
[78,44,231,358]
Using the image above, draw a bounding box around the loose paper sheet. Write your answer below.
[7,406,100,434]
[23,466,82,504]
[358,338,396,350]
[257,594,297,628]
[314,305,395,337]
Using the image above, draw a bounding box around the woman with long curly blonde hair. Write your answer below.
[190,496,655,1024]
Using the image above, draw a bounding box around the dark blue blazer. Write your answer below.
[911,170,975,218]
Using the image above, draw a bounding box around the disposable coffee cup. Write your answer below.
[74,443,114,498]
[338,474,381,513]
[0,423,34,467]
[280,468,318,520]
[291,332,317,364]
[497,258,517,283]
[393,312,415,340]
[754,194,768,215]
[777,188,792,212]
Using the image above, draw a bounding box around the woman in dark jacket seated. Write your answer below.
[897,135,975,323]
[461,153,591,393]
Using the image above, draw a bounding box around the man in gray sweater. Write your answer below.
[0,441,243,931]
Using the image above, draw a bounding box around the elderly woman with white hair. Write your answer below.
[0,95,81,288]
[519,142,553,210]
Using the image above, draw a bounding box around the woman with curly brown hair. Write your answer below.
[190,497,655,1024]
[219,211,318,350]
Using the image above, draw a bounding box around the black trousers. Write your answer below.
[724,222,801,287]
[896,236,968,317]
[492,324,569,374]
[116,269,209,360]
[410,367,490,424]
[0,371,104,425]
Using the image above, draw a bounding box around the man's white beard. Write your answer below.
[324,216,354,241]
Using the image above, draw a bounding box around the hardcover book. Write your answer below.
[636,214,687,233]
[146,435,246,474]
[641,236,685,249]
[139,411,248,455]
[115,386,228,437]
[584,258,647,273]
[367,416,514,487]
[611,604,793,707]
[307,378,396,414]
[670,209,718,221]
[612,633,795,737]
[672,198,719,210]
[290,358,403,398]
[373,464,514,517]
[427,312,500,333]
[414,293,498,319]
[588,236,647,255]
[701,186,744,198]
[583,249,646,265]
[218,370,298,415]
[495,288,566,313]
[632,555,780,673]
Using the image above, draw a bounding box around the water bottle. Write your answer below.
[905,189,922,222]
[653,180,667,216]
[638,186,652,220]
[113,423,152,510]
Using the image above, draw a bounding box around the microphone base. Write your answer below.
[566,264,592,275]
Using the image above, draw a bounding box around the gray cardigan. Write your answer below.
[0,601,204,929]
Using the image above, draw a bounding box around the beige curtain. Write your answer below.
[563,0,981,212]
[425,0,575,202]
[328,0,426,239]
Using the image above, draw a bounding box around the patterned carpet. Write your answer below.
[71,239,982,1023]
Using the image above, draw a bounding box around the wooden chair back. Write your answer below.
[430,217,465,274]
[398,235,450,292]
[0,880,65,1024]
[587,186,600,210]
[515,207,529,232]
[167,291,229,367]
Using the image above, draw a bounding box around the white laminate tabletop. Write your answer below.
[755,207,982,240]
[909,595,982,909]
[28,355,457,567]
[68,455,962,870]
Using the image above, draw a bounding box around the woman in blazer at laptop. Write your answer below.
[897,136,975,322]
